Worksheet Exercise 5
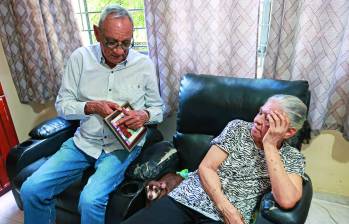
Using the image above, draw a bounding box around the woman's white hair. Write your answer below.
[99,4,133,27]
[266,94,307,131]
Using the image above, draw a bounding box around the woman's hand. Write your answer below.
[218,201,244,224]
[262,111,290,148]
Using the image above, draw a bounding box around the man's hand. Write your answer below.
[217,201,244,224]
[84,100,121,118]
[115,108,149,130]
[262,111,290,148]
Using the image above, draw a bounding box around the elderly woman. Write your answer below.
[122,94,307,224]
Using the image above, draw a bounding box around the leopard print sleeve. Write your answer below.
[210,120,243,155]
[280,144,306,179]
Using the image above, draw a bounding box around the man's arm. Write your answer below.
[55,51,120,119]
[263,111,303,209]
[198,145,244,224]
[115,59,163,129]
[55,52,86,120]
[141,58,163,124]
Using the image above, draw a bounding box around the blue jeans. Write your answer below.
[20,138,141,224]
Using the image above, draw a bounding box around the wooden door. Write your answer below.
[0,83,18,196]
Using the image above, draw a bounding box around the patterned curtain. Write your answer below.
[144,0,259,115]
[263,0,349,140]
[0,0,81,103]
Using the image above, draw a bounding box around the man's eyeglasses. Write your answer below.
[102,38,134,51]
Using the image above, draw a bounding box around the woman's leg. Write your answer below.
[122,196,193,224]
[195,211,224,224]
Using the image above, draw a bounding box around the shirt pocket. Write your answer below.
[118,83,145,107]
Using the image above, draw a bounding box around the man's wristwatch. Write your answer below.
[143,109,150,122]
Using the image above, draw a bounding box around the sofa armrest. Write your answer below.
[6,117,78,179]
[29,117,79,139]
[255,174,313,224]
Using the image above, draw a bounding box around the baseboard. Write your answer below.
[0,184,11,197]
[313,192,349,206]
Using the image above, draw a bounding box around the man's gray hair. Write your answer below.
[99,4,133,27]
[266,94,307,131]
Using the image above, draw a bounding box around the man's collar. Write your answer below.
[99,55,128,68]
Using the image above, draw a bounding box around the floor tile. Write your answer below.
[306,198,349,224]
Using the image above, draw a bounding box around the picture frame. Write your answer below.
[104,102,147,152]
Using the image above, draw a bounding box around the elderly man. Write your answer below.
[20,4,163,224]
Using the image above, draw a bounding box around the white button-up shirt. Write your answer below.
[55,44,163,158]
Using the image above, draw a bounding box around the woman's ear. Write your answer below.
[284,127,297,139]
[93,25,101,42]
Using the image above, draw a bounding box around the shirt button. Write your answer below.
[109,89,112,91]
[104,136,107,139]
[111,71,114,74]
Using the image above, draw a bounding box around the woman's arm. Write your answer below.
[263,144,303,209]
[198,145,244,224]
[263,111,303,209]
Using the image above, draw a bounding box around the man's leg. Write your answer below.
[20,138,93,224]
[121,196,192,224]
[78,146,141,224]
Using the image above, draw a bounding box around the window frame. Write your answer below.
[73,0,148,52]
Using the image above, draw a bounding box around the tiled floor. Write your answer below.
[0,191,23,224]
[0,190,348,224]
[306,197,349,224]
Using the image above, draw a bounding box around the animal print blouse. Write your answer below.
[169,120,305,223]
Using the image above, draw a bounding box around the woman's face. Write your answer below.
[251,100,286,144]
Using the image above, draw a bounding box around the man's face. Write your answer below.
[94,15,133,67]
[251,100,285,144]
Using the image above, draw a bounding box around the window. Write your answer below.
[257,0,272,77]
[72,0,148,52]
[72,0,272,75]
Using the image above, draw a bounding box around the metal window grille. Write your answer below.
[72,0,272,74]
[72,0,148,52]
[257,0,272,77]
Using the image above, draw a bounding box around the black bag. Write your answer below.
[125,141,179,181]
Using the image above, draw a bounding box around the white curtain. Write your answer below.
[0,0,81,103]
[263,0,349,140]
[145,0,260,115]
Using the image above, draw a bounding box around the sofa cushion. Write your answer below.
[178,74,310,135]
[173,132,215,171]
[177,74,310,148]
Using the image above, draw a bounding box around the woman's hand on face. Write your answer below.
[262,110,290,147]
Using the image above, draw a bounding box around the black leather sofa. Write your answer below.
[165,74,313,224]
[7,73,313,224]
[6,118,164,224]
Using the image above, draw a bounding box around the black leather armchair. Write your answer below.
[6,117,164,224]
[170,74,312,224]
